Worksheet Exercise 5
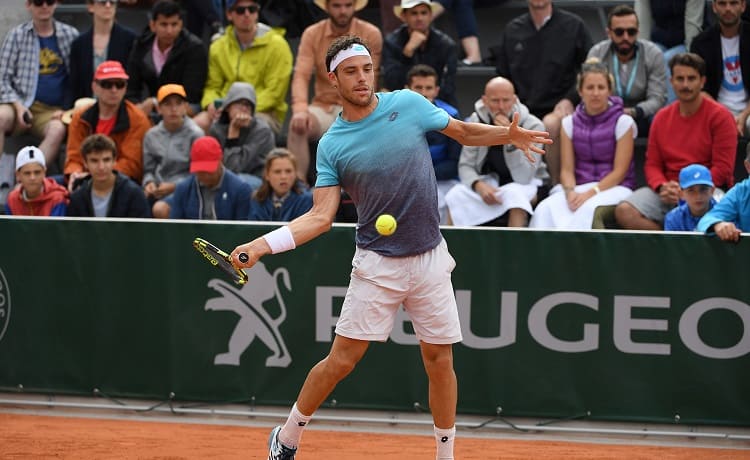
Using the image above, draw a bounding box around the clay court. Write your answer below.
[2,395,749,460]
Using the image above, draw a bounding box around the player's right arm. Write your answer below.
[231,185,341,267]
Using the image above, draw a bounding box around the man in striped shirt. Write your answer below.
[0,0,78,166]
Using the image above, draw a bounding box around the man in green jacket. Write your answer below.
[195,0,293,134]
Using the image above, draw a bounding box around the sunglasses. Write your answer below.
[612,27,638,37]
[31,0,56,6]
[93,0,118,5]
[234,4,260,14]
[97,80,126,90]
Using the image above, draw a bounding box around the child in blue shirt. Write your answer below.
[248,148,312,221]
[664,164,716,231]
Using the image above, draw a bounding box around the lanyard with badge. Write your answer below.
[612,50,639,100]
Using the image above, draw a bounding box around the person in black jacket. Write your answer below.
[382,0,459,107]
[488,0,592,185]
[66,134,151,218]
[67,0,137,108]
[691,0,750,136]
[125,0,208,122]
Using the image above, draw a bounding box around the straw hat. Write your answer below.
[314,0,368,13]
[394,0,440,18]
[61,97,97,125]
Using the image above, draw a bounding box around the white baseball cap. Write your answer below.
[16,146,46,171]
[394,0,440,18]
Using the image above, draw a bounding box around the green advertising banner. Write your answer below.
[0,217,748,426]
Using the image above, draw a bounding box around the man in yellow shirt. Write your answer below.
[196,0,293,134]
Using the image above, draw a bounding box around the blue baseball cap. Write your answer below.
[679,164,714,189]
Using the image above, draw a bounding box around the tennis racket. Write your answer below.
[192,237,249,285]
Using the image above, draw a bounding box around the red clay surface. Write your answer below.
[1,413,749,459]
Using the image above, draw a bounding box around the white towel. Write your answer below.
[445,177,539,226]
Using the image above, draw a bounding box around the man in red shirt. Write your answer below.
[64,60,151,190]
[615,52,736,230]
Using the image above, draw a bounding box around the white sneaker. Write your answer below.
[267,426,297,460]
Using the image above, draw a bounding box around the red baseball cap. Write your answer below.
[94,60,129,81]
[190,137,223,173]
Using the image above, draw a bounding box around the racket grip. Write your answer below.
[238,252,249,263]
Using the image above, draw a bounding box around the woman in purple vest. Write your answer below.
[530,58,637,229]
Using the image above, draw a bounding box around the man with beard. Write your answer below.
[229,35,550,460]
[587,4,667,137]
[615,53,737,230]
[287,0,382,184]
[383,0,458,107]
[691,0,750,136]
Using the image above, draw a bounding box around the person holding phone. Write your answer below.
[0,0,79,170]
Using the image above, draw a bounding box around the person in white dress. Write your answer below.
[530,59,637,230]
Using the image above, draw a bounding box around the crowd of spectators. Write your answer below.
[0,0,747,239]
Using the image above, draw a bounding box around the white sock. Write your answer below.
[434,425,456,460]
[278,403,312,449]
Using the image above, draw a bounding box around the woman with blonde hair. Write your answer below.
[530,58,637,229]
[249,147,312,221]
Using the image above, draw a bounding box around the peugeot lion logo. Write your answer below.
[0,268,10,342]
[203,261,292,367]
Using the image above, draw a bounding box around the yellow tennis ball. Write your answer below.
[375,214,397,236]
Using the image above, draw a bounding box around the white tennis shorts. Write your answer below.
[334,239,463,344]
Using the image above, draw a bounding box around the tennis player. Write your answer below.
[231,35,551,460]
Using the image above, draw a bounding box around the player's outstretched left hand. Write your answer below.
[508,112,552,163]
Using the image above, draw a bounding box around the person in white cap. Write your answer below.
[230,35,551,460]
[287,0,382,184]
[382,0,458,107]
[5,145,68,216]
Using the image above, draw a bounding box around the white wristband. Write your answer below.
[263,226,296,254]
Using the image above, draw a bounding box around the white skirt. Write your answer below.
[529,182,632,230]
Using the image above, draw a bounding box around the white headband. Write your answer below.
[329,44,371,72]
